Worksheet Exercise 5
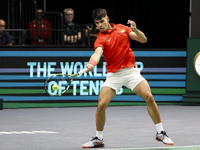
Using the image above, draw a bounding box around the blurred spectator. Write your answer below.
[63,8,81,43]
[63,8,75,26]
[29,8,51,45]
[0,19,12,45]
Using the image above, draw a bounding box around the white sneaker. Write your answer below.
[156,131,174,145]
[82,137,104,148]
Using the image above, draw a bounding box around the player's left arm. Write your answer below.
[127,20,147,43]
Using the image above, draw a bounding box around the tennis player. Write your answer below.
[82,8,174,148]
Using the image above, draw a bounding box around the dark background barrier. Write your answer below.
[183,39,200,102]
[190,0,200,38]
[38,0,190,48]
[0,0,190,48]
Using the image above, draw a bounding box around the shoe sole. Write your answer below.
[156,139,174,145]
[82,143,105,148]
[82,145,104,148]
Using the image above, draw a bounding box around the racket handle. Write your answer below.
[78,68,88,75]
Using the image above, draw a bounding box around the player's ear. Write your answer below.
[106,16,109,22]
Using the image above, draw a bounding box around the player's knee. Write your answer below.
[144,92,154,104]
[97,98,109,111]
[97,102,107,111]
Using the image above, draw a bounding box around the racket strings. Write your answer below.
[44,74,71,96]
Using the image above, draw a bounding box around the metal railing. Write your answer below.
[0,0,93,46]
[0,28,90,46]
[0,29,26,45]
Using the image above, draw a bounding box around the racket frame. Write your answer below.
[44,68,88,96]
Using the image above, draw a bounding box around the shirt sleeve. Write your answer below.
[94,36,104,50]
[117,24,132,35]
[29,21,35,37]
[124,25,132,35]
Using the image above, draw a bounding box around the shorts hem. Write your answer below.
[102,85,118,94]
[130,78,146,91]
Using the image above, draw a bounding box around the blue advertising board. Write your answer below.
[0,48,186,103]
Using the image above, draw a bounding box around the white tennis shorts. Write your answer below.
[103,67,145,94]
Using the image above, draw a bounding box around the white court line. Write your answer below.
[98,145,200,150]
[0,130,58,135]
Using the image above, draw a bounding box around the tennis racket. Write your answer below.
[44,68,88,96]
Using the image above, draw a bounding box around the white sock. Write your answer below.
[155,122,164,133]
[96,131,103,140]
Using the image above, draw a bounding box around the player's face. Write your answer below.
[94,16,110,32]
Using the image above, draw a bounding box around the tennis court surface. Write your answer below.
[0,105,199,150]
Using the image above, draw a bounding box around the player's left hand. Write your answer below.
[127,20,137,31]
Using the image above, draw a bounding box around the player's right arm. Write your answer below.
[86,47,103,72]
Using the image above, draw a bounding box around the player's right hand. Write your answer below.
[86,63,94,72]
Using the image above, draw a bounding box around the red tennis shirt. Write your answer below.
[94,23,135,73]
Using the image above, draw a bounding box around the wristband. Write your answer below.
[88,59,97,66]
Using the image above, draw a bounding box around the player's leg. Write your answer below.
[82,86,116,148]
[133,80,161,124]
[133,80,174,145]
[96,86,116,131]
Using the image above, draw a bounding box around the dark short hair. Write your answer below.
[92,8,107,21]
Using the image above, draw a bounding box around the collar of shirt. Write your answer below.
[103,23,117,34]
